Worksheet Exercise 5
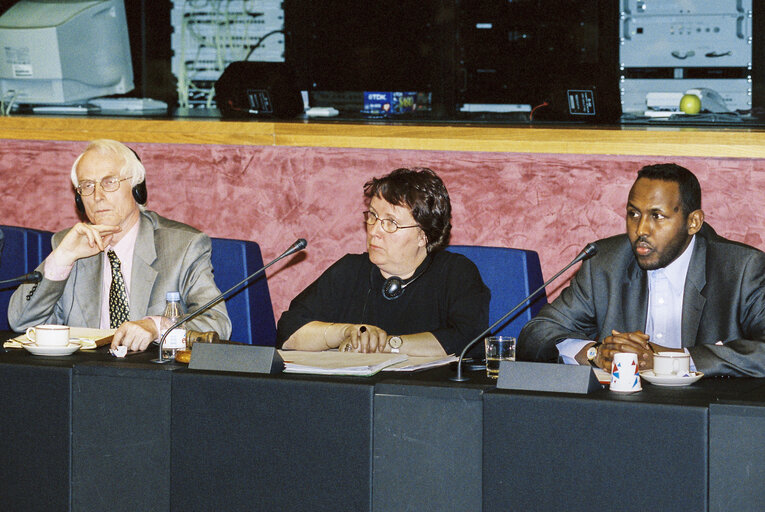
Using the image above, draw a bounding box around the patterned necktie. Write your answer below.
[108,250,130,328]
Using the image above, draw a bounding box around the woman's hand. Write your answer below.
[346,324,389,353]
[283,321,388,352]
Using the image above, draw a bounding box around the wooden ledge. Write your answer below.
[2,115,765,158]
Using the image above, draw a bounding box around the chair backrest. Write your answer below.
[0,225,53,331]
[446,245,547,339]
[210,237,276,345]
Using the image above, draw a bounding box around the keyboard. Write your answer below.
[88,97,168,112]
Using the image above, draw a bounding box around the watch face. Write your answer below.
[587,347,598,360]
[389,336,403,349]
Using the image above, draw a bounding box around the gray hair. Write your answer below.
[70,139,146,188]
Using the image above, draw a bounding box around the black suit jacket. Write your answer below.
[518,224,765,377]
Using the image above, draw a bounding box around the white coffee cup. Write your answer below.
[25,325,70,347]
[609,352,642,392]
[653,352,691,376]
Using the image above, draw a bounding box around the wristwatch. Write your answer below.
[388,336,403,353]
[586,343,600,364]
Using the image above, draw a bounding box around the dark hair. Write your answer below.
[636,163,701,216]
[364,167,451,252]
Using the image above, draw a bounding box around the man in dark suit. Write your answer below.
[518,163,765,377]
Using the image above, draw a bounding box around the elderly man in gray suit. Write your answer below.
[8,139,230,352]
[518,163,765,378]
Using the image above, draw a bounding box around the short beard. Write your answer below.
[633,231,691,271]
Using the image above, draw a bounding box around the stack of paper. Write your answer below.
[383,355,457,372]
[279,351,458,376]
[280,351,408,376]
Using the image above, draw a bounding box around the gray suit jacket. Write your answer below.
[518,224,765,377]
[8,211,231,338]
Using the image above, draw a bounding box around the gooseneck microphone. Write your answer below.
[0,270,42,288]
[450,243,597,382]
[152,238,307,363]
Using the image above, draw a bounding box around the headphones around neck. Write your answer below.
[380,255,433,300]
[74,146,148,214]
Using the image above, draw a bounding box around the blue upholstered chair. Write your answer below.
[446,245,547,339]
[210,237,276,345]
[0,225,53,331]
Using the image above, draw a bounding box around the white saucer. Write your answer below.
[23,341,82,356]
[640,370,703,387]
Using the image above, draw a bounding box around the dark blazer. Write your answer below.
[8,211,231,338]
[518,224,765,377]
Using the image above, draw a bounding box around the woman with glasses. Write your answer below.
[277,167,489,357]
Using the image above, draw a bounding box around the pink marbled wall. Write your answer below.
[2,139,764,321]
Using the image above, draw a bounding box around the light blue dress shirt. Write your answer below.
[557,236,696,364]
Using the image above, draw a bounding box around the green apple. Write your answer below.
[680,94,702,115]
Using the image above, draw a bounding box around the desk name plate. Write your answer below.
[189,343,284,374]
[496,360,602,394]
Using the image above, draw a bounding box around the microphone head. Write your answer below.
[286,238,308,255]
[582,243,597,260]
[30,271,43,283]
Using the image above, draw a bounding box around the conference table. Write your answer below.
[2,334,765,512]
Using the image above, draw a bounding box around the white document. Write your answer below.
[279,350,408,376]
[383,355,458,372]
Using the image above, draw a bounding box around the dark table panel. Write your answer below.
[709,383,765,512]
[72,356,178,512]
[372,382,485,512]
[709,403,765,512]
[171,370,375,512]
[483,389,708,512]
[0,360,72,512]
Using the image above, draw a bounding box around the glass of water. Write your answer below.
[484,336,516,378]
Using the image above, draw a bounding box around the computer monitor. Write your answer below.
[0,0,133,105]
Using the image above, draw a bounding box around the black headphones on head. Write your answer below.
[74,146,148,214]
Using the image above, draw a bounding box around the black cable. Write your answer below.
[243,30,284,61]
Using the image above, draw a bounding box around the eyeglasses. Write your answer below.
[363,210,419,234]
[76,176,131,196]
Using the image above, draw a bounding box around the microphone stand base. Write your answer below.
[449,375,470,382]
[150,358,174,364]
